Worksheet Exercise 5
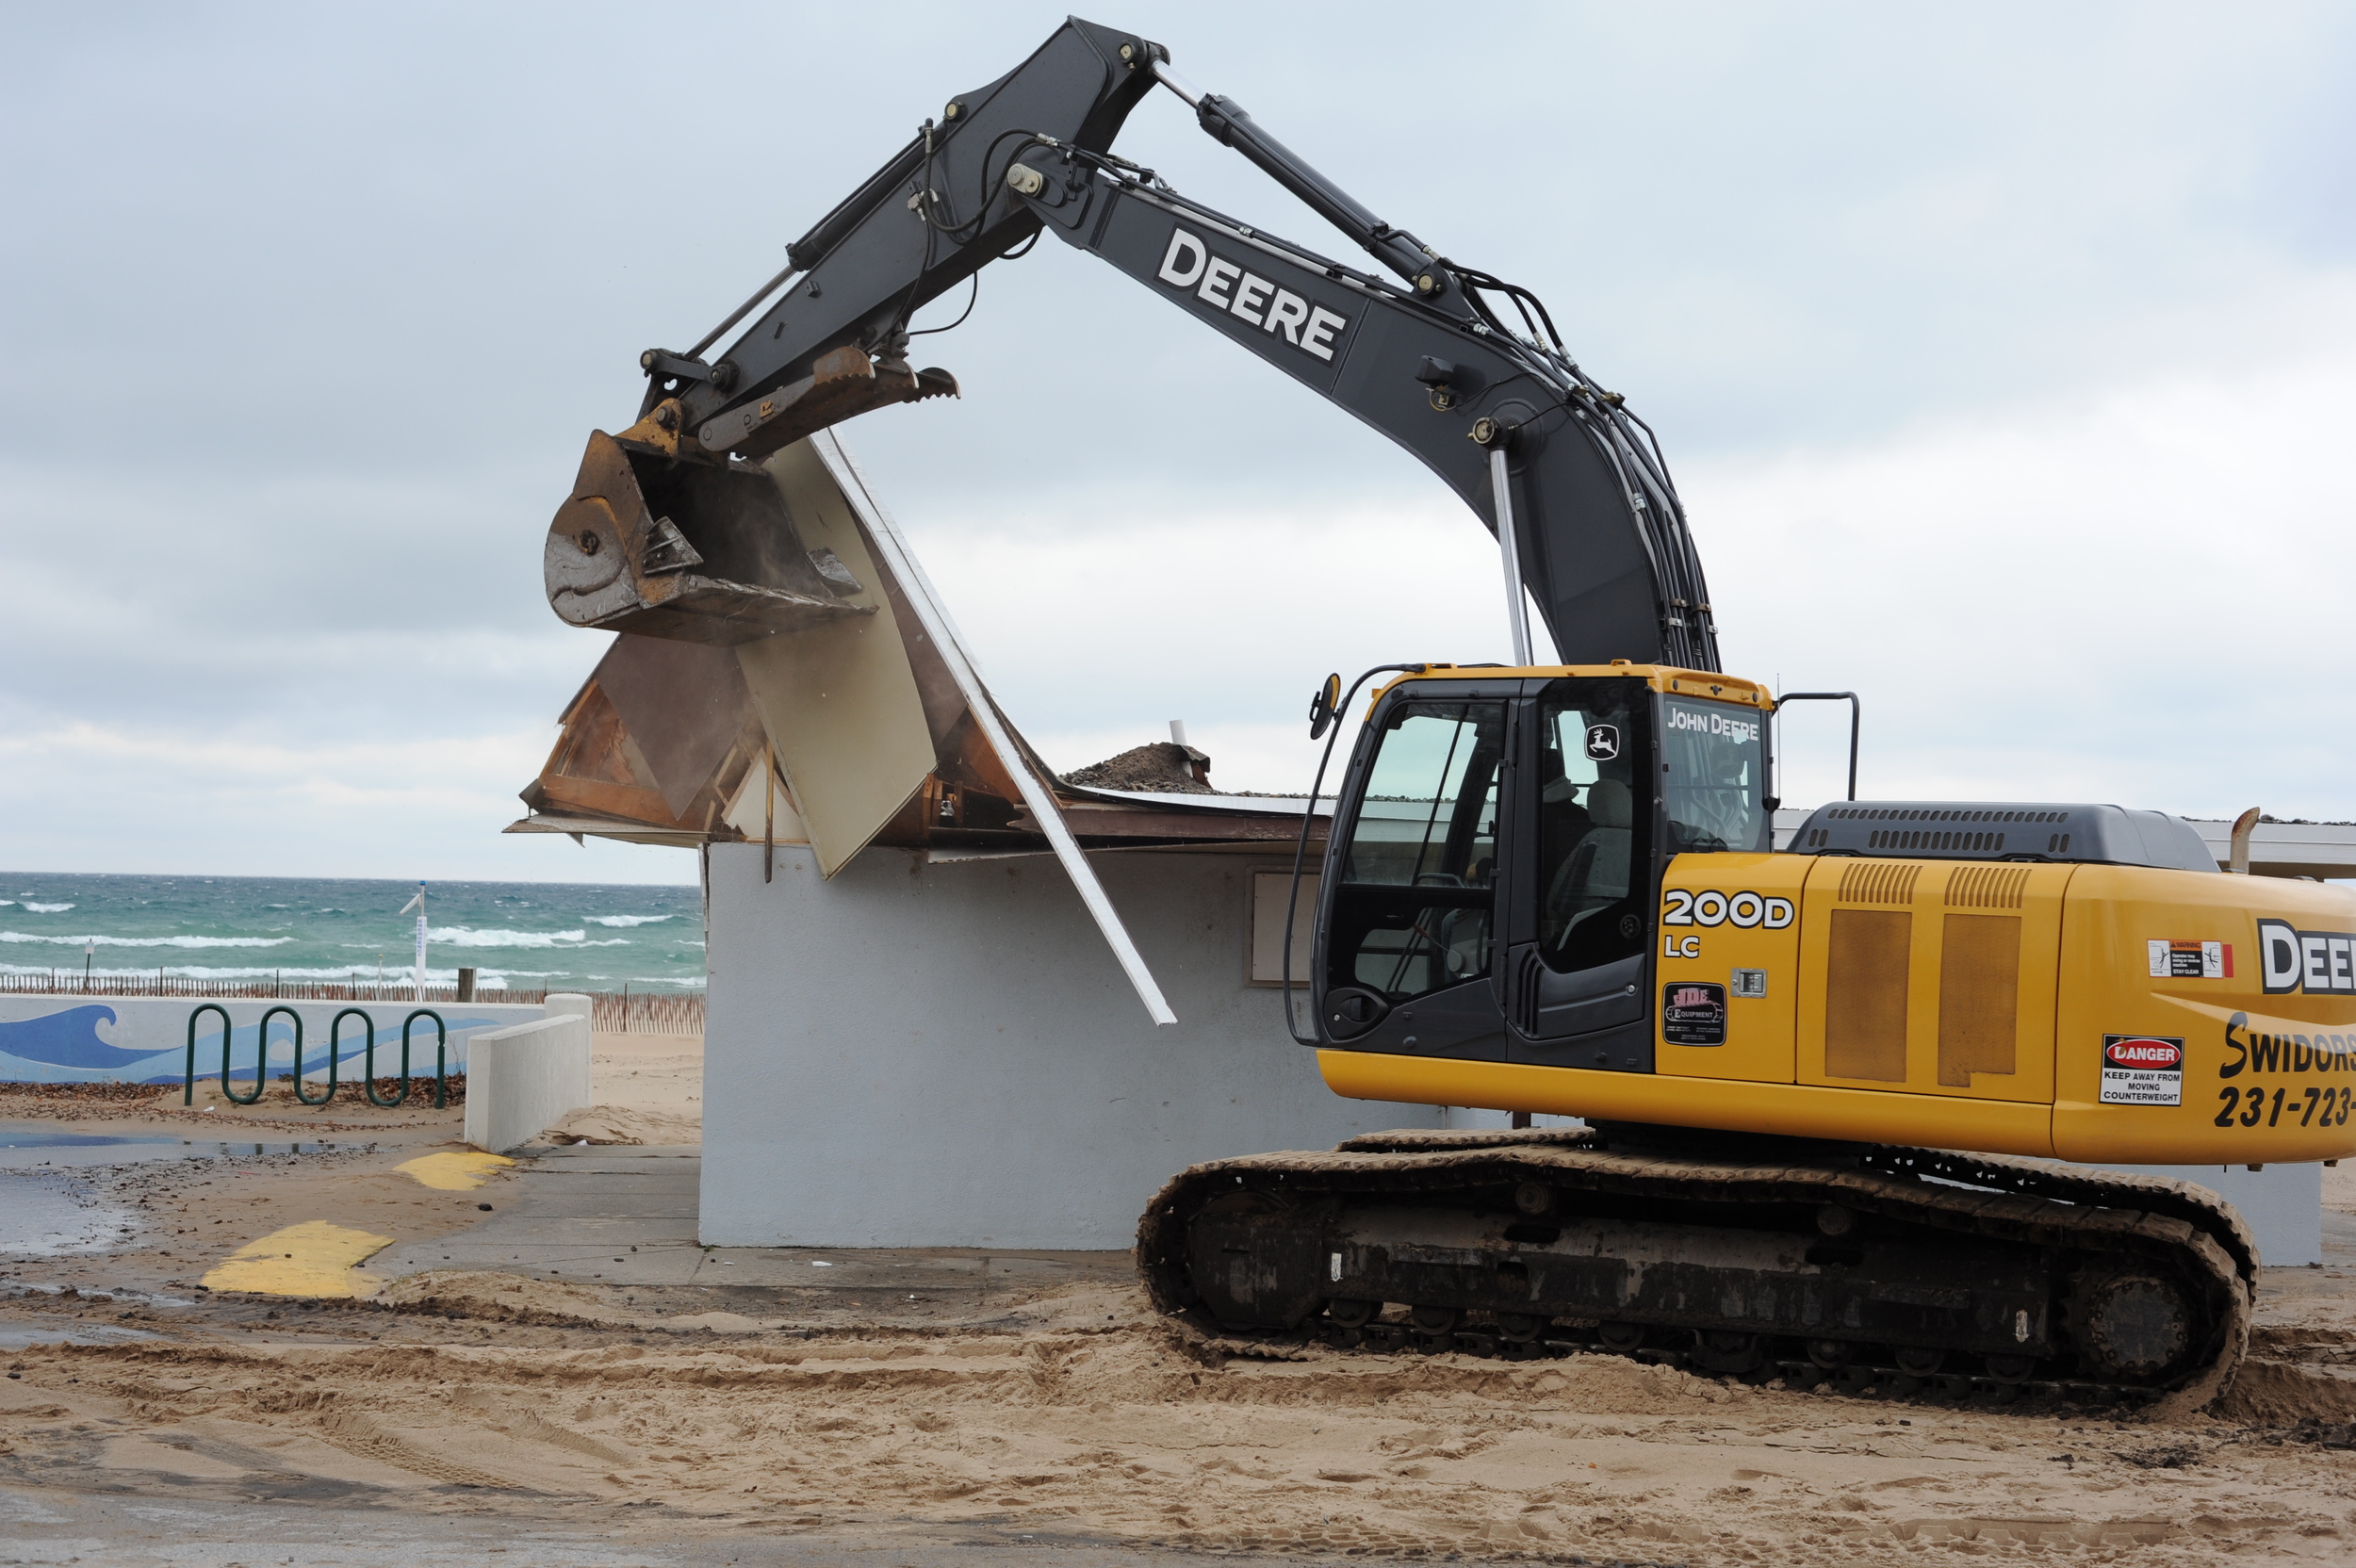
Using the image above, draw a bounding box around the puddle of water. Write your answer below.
[0,1176,136,1258]
[0,1321,163,1349]
[0,1124,376,1260]
[0,1122,367,1170]
[0,1129,185,1150]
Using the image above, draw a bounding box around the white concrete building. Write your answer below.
[699,841,1445,1249]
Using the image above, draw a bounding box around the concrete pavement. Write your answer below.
[368,1143,1132,1317]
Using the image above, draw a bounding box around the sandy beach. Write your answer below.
[4,1037,2355,1565]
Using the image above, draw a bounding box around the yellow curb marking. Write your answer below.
[202,1220,394,1298]
[395,1151,514,1191]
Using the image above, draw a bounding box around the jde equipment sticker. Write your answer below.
[1662,983,1726,1047]
[2101,1035,2184,1106]
[2147,939,2229,979]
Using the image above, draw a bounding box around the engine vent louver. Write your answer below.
[1836,860,1922,906]
[1870,827,2005,853]
[1945,864,2031,910]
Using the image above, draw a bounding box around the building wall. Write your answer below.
[2101,1161,2323,1267]
[701,842,1444,1249]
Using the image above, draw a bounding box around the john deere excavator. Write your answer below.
[545,18,2356,1406]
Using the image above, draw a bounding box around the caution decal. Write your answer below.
[2100,1034,2184,1106]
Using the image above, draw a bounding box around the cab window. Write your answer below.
[1327,698,1504,1001]
[1661,696,1770,853]
[1535,681,1648,974]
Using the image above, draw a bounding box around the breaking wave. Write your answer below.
[0,931,296,949]
[425,926,629,949]
[583,914,675,927]
[22,903,74,914]
[0,961,517,987]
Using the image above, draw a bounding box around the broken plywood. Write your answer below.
[593,635,759,819]
[735,441,936,877]
[519,668,761,838]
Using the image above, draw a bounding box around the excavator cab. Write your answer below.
[1315,666,1771,1070]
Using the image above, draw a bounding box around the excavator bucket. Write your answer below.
[543,427,875,645]
[543,339,957,645]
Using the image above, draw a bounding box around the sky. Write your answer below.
[4,1,2351,883]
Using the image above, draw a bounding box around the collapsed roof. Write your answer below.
[509,430,1319,1019]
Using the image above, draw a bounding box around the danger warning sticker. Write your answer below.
[2101,1034,2184,1106]
[2147,939,2230,979]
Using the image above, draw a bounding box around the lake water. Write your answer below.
[0,873,703,992]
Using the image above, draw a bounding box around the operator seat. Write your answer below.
[1546,777,1633,943]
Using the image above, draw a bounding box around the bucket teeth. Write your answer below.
[640,516,704,575]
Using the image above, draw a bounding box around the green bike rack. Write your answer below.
[262,1005,305,1105]
[403,1009,449,1109]
[303,1008,370,1108]
[223,1005,291,1105]
[185,1004,230,1106]
[355,1007,409,1106]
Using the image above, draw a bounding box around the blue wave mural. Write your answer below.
[0,1005,129,1070]
[0,1003,510,1085]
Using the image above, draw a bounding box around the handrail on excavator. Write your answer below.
[1775,691,1862,803]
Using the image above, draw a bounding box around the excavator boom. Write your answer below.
[555,16,1716,671]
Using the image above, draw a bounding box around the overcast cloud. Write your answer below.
[4,2,2350,882]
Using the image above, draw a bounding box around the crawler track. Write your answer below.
[1138,1129,2254,1413]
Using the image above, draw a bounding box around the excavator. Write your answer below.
[543,18,2356,1406]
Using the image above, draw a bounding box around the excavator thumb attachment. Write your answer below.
[694,342,957,466]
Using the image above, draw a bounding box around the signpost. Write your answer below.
[398,882,428,1002]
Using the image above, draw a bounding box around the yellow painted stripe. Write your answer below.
[394,1151,514,1191]
[1318,1050,2055,1157]
[202,1221,395,1298]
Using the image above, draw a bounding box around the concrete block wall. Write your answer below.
[2104,1161,2324,1267]
[701,843,1445,1249]
[464,993,594,1152]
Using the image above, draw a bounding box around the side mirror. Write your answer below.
[1306,672,1343,740]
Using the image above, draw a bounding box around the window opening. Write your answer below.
[1329,699,1505,1002]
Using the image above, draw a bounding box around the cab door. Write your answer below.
[1316,687,1511,1061]
[1501,678,1657,1072]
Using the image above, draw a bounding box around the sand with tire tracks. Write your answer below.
[5,1030,2356,1563]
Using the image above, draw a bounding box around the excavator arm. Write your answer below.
[548,15,1718,672]
[641,18,1158,450]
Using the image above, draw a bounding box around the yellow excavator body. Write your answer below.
[1323,856,2356,1164]
[1317,663,2356,1168]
